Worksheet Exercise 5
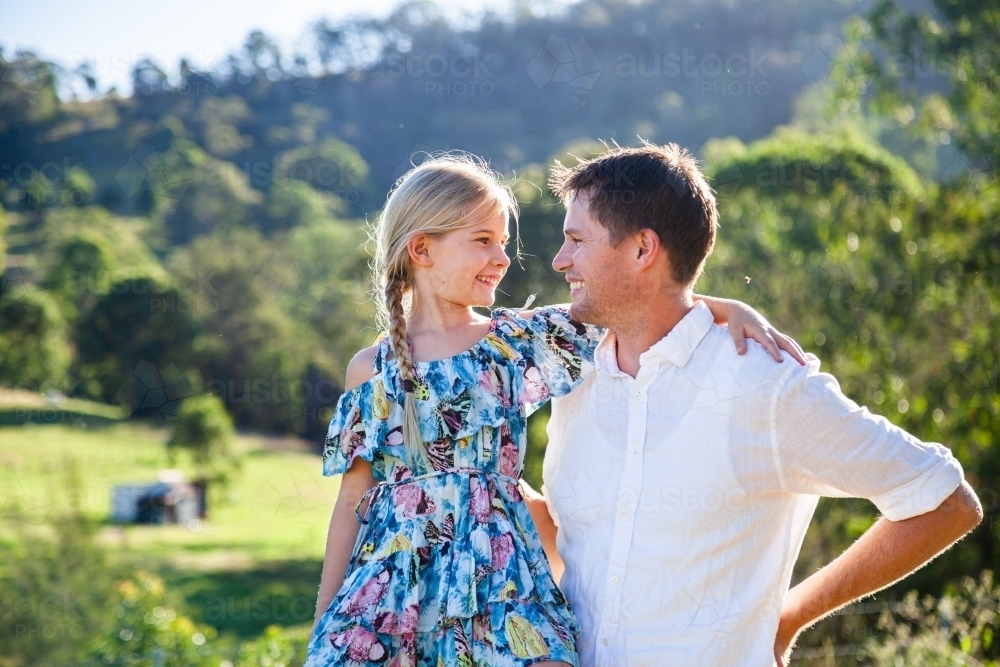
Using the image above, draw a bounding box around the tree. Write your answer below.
[0,50,59,133]
[132,58,170,96]
[243,31,283,77]
[830,0,1000,184]
[159,140,263,244]
[73,276,198,404]
[167,229,318,432]
[42,233,114,323]
[0,205,6,273]
[167,393,240,508]
[0,288,70,393]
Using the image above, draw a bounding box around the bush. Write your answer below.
[167,393,241,508]
[87,570,222,667]
[0,462,119,667]
[863,570,999,665]
[232,624,303,667]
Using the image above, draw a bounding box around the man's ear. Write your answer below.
[407,233,433,267]
[634,228,662,271]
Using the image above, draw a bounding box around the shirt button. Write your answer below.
[602,637,610,646]
[612,575,619,583]
[622,513,630,521]
[630,452,637,459]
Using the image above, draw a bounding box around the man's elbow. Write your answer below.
[945,480,984,533]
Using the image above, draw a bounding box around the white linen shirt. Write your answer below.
[542,300,964,667]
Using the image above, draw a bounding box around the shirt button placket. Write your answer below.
[601,370,652,665]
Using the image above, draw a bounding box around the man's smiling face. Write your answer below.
[551,188,635,326]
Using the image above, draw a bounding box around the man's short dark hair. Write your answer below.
[548,141,718,286]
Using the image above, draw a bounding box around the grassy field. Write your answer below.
[0,417,339,638]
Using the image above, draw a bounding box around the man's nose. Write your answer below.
[552,242,571,273]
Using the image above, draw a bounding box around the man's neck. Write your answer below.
[611,291,695,378]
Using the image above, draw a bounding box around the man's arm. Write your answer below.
[768,358,982,665]
[774,481,982,665]
[520,480,565,585]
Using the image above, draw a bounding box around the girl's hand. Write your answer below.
[696,295,807,365]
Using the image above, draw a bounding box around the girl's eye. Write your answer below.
[478,238,490,244]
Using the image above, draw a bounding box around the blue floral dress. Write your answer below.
[304,306,603,667]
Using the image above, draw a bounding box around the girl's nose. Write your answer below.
[495,247,511,269]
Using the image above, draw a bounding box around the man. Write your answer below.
[522,142,983,666]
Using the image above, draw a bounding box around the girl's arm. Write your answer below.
[313,459,377,631]
[694,294,807,365]
[520,480,565,585]
[313,346,380,632]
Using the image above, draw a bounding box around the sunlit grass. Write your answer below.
[0,421,339,567]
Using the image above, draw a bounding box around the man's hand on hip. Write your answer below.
[772,480,982,664]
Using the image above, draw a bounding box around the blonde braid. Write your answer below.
[385,277,425,469]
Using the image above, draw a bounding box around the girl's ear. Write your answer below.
[407,233,433,267]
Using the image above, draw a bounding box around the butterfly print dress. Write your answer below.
[304,306,602,667]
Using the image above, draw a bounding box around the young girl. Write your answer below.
[304,154,800,667]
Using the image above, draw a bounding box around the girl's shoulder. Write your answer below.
[345,345,380,391]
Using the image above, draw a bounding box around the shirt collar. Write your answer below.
[593,300,716,375]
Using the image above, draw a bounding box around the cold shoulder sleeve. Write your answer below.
[321,378,390,477]
[497,305,604,414]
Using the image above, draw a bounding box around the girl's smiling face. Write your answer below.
[411,203,512,308]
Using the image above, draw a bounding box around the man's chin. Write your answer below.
[568,300,595,324]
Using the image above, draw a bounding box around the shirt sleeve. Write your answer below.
[771,355,964,521]
[514,305,603,414]
[322,380,383,477]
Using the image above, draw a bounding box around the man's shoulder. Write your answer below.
[700,323,821,387]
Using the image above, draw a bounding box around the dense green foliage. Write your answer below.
[1,0,998,662]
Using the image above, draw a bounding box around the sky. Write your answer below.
[0,0,570,96]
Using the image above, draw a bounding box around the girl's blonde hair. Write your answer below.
[372,152,518,468]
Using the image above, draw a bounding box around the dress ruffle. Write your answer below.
[310,598,578,667]
[322,381,385,478]
[323,471,577,636]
